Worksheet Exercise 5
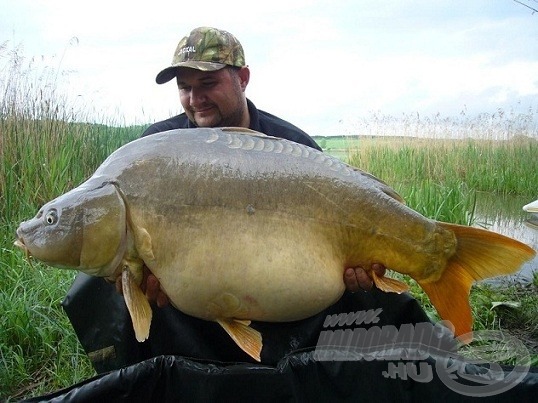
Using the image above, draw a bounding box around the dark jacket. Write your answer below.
[141,98,322,151]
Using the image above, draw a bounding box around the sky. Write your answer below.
[2,0,538,136]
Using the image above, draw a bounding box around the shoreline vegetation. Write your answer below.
[1,44,537,400]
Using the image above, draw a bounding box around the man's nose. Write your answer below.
[189,87,206,106]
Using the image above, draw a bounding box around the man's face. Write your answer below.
[176,67,249,128]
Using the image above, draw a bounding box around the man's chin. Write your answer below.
[193,111,222,127]
[194,119,220,128]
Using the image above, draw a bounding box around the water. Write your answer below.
[474,192,538,285]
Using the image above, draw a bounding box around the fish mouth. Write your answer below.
[14,238,33,262]
[14,238,26,251]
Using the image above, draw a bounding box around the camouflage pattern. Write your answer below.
[156,27,246,84]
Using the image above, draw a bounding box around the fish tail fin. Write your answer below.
[418,222,535,343]
[217,318,263,362]
[418,263,475,343]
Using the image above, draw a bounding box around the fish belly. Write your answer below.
[144,209,346,323]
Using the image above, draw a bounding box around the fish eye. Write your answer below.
[44,209,58,225]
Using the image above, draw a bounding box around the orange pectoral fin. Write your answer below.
[372,271,409,294]
[216,318,263,362]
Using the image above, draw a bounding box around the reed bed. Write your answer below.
[345,135,538,197]
[0,44,140,399]
[1,119,140,399]
[321,132,537,225]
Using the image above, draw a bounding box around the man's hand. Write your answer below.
[343,264,386,293]
[115,266,170,308]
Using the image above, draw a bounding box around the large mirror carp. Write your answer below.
[15,128,536,361]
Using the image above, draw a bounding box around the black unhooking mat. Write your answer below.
[23,274,538,402]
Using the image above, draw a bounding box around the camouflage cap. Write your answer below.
[156,27,246,84]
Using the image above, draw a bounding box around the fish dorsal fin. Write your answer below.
[382,187,405,204]
[216,318,263,362]
[122,265,153,342]
[349,166,405,204]
[372,271,409,294]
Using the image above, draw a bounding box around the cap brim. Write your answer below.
[155,61,227,84]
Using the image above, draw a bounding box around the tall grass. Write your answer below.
[0,247,94,398]
[341,135,538,225]
[0,42,143,225]
[346,137,537,195]
[0,43,141,399]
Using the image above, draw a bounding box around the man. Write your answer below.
[134,26,384,304]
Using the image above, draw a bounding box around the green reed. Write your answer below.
[0,119,140,399]
[0,245,92,398]
[344,136,537,225]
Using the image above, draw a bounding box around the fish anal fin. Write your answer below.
[217,318,262,362]
[122,266,153,342]
[418,263,474,343]
[372,271,409,294]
